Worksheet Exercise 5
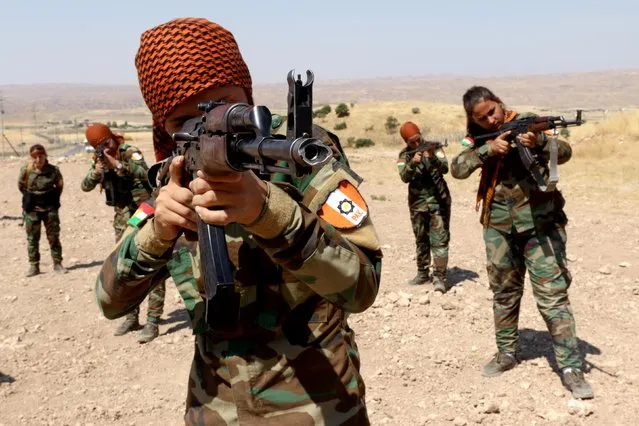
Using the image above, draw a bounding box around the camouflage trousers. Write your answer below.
[410,207,450,280]
[114,205,135,243]
[115,206,166,323]
[484,225,581,370]
[128,282,166,323]
[24,209,62,264]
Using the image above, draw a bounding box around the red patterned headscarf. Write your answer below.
[135,18,253,161]
[85,123,124,148]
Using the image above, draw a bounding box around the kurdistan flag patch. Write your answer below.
[127,202,155,228]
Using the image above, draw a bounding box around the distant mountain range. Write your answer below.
[2,69,638,121]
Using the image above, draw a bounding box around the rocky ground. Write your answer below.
[1,141,638,426]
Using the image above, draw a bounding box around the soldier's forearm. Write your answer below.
[95,223,173,319]
[81,172,100,192]
[451,146,487,179]
[245,183,382,313]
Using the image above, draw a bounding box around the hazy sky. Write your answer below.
[1,0,637,85]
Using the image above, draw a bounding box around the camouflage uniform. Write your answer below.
[18,162,64,265]
[95,127,383,424]
[451,112,581,370]
[82,144,165,325]
[397,147,451,281]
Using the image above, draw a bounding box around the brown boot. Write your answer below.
[137,322,159,344]
[113,312,141,336]
[25,263,40,277]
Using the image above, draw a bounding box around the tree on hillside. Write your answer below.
[335,103,350,118]
[385,116,399,134]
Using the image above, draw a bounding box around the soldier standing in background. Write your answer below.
[397,122,451,292]
[18,144,67,277]
[81,123,166,343]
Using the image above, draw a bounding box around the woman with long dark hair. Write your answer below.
[451,86,593,400]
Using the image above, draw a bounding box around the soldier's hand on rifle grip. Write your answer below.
[410,151,424,165]
[103,151,119,169]
[487,131,512,156]
[154,156,197,240]
[94,160,105,176]
[517,131,538,148]
[190,169,268,227]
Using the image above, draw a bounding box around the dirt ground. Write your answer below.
[1,139,638,426]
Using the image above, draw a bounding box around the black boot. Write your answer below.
[407,270,431,286]
[113,312,141,336]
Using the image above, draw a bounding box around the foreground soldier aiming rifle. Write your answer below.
[96,17,382,424]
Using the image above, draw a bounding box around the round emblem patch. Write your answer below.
[337,199,355,214]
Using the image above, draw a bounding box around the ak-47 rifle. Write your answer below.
[151,70,332,330]
[405,138,451,206]
[471,110,585,192]
[405,139,448,156]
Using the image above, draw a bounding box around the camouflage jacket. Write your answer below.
[450,112,572,233]
[397,147,450,212]
[95,127,382,425]
[18,162,63,212]
[81,143,151,208]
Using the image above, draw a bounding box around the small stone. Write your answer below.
[453,416,468,426]
[418,295,430,305]
[386,292,399,303]
[441,302,457,311]
[567,254,577,261]
[553,389,566,397]
[633,288,639,296]
[483,401,500,414]
[397,298,410,307]
[520,381,531,390]
[567,399,593,417]
[65,294,71,302]
[398,291,413,300]
[619,261,631,268]
[381,244,392,249]
[598,266,611,275]
[6,296,18,303]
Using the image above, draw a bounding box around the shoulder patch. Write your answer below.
[318,180,368,229]
[460,136,475,148]
[127,202,155,228]
[131,152,143,161]
[435,150,446,159]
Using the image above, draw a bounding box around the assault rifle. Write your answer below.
[406,139,448,156]
[152,70,332,330]
[92,145,118,206]
[472,110,585,192]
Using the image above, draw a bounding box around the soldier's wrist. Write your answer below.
[243,182,297,240]
[477,144,491,159]
[134,218,176,257]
